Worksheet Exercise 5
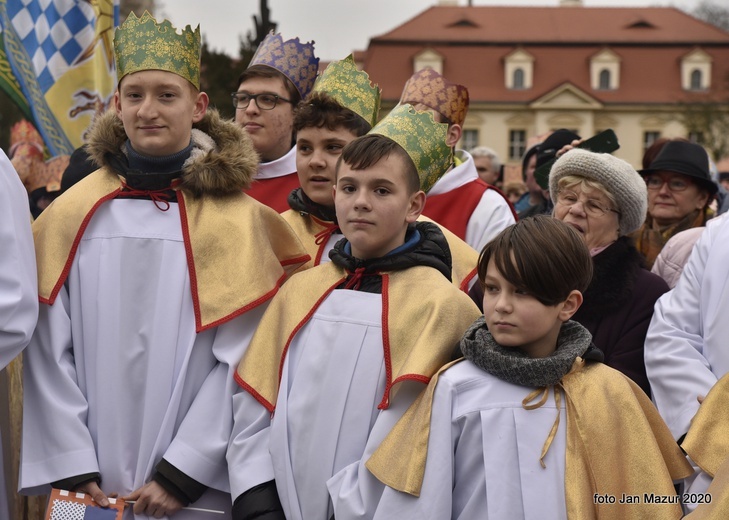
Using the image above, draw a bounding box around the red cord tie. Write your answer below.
[314,223,339,245]
[120,181,173,211]
[343,267,367,291]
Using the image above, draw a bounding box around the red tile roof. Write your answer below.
[361,6,729,105]
[374,6,729,44]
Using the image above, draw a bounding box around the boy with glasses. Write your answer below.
[234,32,319,212]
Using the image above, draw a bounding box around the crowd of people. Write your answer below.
[2,11,729,520]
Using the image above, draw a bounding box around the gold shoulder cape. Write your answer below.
[235,260,481,412]
[281,210,478,292]
[417,215,478,292]
[682,372,729,478]
[281,209,337,270]
[368,359,691,520]
[33,169,310,332]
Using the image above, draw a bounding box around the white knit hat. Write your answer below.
[549,149,647,236]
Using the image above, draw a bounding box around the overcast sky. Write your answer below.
[159,0,705,61]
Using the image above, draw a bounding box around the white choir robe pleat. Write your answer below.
[21,199,266,519]
[330,360,568,520]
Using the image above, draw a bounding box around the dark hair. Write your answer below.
[237,64,301,105]
[337,134,421,193]
[477,215,593,306]
[293,92,371,136]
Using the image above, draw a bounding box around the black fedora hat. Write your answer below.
[639,141,718,196]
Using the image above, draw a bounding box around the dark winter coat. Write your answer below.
[572,236,669,396]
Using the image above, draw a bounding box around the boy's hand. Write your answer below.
[77,481,110,508]
[124,481,183,518]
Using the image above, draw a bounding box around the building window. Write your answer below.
[509,130,526,160]
[590,49,620,90]
[643,131,660,152]
[681,49,711,91]
[690,69,703,90]
[462,129,479,151]
[413,49,444,75]
[599,69,611,90]
[513,68,525,89]
[504,49,534,90]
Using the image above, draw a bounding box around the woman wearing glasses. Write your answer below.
[632,140,718,269]
[548,148,667,396]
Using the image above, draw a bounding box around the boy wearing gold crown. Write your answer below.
[234,32,319,213]
[20,13,308,518]
[282,54,375,268]
[228,104,480,520]
[285,56,478,290]
[400,68,516,252]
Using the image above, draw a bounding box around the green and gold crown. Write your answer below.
[114,11,201,88]
[311,54,381,128]
[369,104,453,193]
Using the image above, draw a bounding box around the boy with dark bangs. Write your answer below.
[339,216,692,519]
[283,54,376,268]
[228,104,481,520]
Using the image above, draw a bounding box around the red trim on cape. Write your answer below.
[234,374,276,414]
[199,272,287,333]
[179,193,303,332]
[40,188,122,305]
[177,193,201,330]
[281,255,311,267]
[311,215,337,266]
[392,374,431,387]
[378,274,393,410]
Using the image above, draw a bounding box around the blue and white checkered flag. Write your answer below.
[0,0,119,156]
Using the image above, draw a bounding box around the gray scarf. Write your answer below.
[460,317,593,387]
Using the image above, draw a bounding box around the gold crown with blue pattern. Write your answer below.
[249,32,319,99]
[114,12,201,89]
[311,54,380,128]
[369,104,453,193]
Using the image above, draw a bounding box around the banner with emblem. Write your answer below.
[0,0,118,156]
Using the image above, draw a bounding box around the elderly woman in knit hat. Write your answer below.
[549,149,669,396]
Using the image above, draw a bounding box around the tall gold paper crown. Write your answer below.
[249,32,319,99]
[114,12,201,88]
[369,104,453,193]
[311,55,381,128]
[400,68,469,127]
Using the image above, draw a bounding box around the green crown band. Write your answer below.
[312,54,381,128]
[369,104,453,193]
[114,11,201,89]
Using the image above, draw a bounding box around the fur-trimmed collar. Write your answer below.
[577,236,643,316]
[85,109,258,196]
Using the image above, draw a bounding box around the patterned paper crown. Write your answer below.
[249,32,319,99]
[400,68,469,127]
[114,11,201,88]
[311,54,381,128]
[369,104,453,193]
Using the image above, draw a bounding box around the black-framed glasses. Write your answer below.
[644,175,691,192]
[556,190,621,217]
[231,92,292,110]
